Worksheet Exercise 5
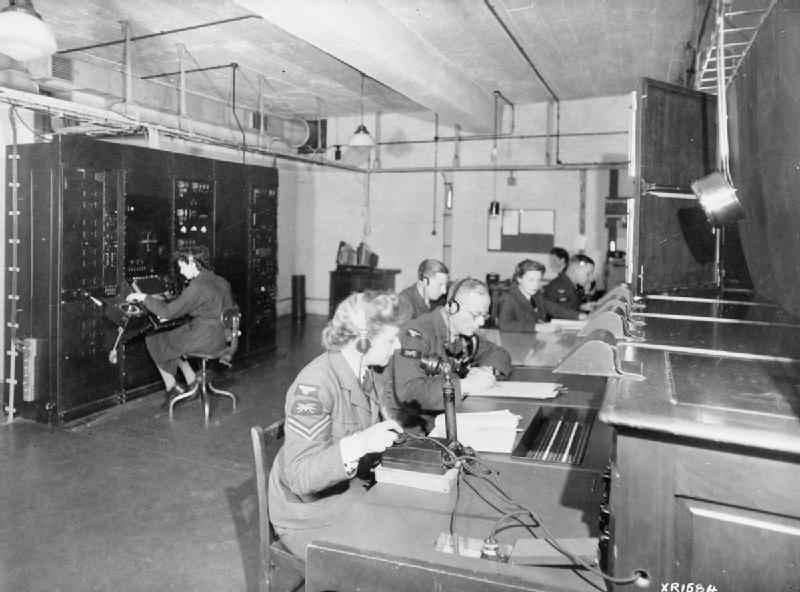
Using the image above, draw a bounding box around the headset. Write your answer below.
[353,294,372,354]
[445,277,472,314]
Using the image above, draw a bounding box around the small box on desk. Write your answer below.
[377,438,459,493]
[381,437,449,475]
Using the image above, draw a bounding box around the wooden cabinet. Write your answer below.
[328,266,400,317]
[601,343,800,591]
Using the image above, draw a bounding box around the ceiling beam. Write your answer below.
[235,0,496,133]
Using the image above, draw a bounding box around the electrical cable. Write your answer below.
[396,430,642,585]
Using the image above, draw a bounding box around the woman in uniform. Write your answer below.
[268,291,407,558]
[497,259,580,331]
[125,245,234,405]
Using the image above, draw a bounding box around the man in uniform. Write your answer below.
[543,254,595,317]
[390,277,512,422]
[397,259,449,320]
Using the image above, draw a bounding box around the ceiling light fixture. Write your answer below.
[348,73,374,148]
[0,0,56,61]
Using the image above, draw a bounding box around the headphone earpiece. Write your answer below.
[420,275,430,285]
[445,300,460,314]
[355,330,371,354]
[353,294,371,354]
[445,277,469,315]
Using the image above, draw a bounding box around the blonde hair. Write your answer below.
[321,291,406,351]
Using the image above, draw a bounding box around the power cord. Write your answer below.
[394,432,642,586]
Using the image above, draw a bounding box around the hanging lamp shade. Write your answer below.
[349,123,374,147]
[348,73,374,147]
[0,0,57,62]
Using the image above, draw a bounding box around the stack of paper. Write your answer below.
[429,410,521,453]
[468,381,561,400]
[550,318,587,331]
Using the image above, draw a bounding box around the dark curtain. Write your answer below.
[730,3,800,317]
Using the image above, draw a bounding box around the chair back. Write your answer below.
[220,306,241,366]
[250,421,304,592]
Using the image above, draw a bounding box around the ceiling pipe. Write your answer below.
[379,130,627,145]
[141,62,236,80]
[484,0,562,163]
[57,15,262,55]
[369,162,627,174]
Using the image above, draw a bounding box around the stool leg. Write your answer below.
[169,384,199,418]
[208,381,238,409]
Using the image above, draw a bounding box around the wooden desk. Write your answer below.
[600,295,800,591]
[305,376,613,592]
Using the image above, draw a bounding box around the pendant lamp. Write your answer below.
[348,74,374,147]
[0,0,56,61]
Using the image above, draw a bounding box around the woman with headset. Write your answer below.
[268,291,408,558]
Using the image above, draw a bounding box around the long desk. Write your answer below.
[303,295,800,591]
[603,296,800,591]
[306,369,613,592]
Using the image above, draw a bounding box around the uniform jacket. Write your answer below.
[397,284,432,320]
[496,286,580,330]
[543,272,581,315]
[391,309,512,411]
[268,351,382,531]
[142,270,234,374]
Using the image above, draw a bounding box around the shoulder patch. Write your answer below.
[406,327,422,338]
[400,348,421,359]
[290,397,323,416]
[296,384,319,396]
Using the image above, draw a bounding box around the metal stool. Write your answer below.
[169,306,241,422]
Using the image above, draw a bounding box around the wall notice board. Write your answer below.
[488,209,555,253]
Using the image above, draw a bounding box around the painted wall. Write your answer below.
[295,95,635,315]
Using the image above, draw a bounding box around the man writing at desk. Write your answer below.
[391,277,512,427]
[396,258,449,320]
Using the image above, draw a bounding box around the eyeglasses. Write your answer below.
[464,310,488,321]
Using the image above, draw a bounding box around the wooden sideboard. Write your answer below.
[328,266,400,317]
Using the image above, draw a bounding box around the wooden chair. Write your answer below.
[251,421,305,592]
[170,306,240,422]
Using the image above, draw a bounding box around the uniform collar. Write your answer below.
[328,351,375,413]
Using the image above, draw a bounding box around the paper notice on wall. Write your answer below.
[520,209,554,234]
[488,214,502,249]
[502,210,520,235]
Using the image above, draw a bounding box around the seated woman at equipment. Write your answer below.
[268,291,408,558]
[125,245,234,406]
[496,259,582,332]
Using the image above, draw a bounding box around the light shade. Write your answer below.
[691,171,745,227]
[348,123,374,147]
[0,0,56,62]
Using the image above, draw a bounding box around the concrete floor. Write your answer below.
[0,315,327,592]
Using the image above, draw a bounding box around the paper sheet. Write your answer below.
[429,410,521,453]
[467,381,561,399]
[502,210,520,235]
[550,318,587,331]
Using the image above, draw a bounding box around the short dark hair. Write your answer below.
[417,259,449,281]
[513,259,545,281]
[571,254,595,267]
[549,247,569,264]
[175,245,212,270]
